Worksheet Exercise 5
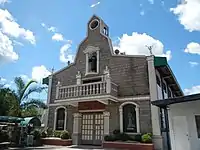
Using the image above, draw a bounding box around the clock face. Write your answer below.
[90,19,99,30]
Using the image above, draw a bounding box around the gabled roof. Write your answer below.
[152,93,200,107]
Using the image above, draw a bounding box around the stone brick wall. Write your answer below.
[47,105,76,134]
[49,15,149,104]
[106,100,152,134]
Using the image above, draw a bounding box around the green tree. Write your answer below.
[0,87,20,116]
[0,77,47,117]
[13,77,47,117]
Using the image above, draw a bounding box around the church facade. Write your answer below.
[43,15,183,150]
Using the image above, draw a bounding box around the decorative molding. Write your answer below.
[103,111,110,117]
[73,113,82,118]
[119,101,140,133]
[76,71,81,79]
[54,106,67,131]
[83,45,100,54]
[118,95,150,101]
[79,109,105,113]
[55,95,118,103]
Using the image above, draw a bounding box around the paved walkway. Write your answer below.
[7,145,120,150]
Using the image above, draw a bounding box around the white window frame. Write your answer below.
[83,46,100,76]
[119,101,140,134]
[54,106,67,131]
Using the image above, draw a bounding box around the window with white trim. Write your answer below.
[84,46,100,75]
[195,115,200,138]
[123,104,137,133]
[56,108,65,130]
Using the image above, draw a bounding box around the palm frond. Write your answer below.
[22,85,47,100]
[14,77,25,100]
[20,79,37,102]
[21,99,47,109]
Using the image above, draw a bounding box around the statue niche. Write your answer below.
[88,52,97,72]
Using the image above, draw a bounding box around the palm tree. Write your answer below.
[13,77,47,117]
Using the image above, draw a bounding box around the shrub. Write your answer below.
[41,130,47,138]
[133,134,142,142]
[118,133,130,141]
[141,133,152,143]
[60,130,70,139]
[32,129,41,140]
[113,129,120,135]
[53,130,62,138]
[46,128,53,137]
[104,135,115,141]
[0,130,9,142]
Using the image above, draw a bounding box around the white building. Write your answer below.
[152,93,200,150]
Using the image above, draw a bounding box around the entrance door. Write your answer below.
[81,113,104,145]
[173,116,190,150]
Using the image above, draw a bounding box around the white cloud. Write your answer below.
[0,77,6,82]
[0,0,10,5]
[184,85,200,95]
[148,0,154,4]
[170,0,200,32]
[60,41,75,63]
[184,42,200,55]
[113,32,172,61]
[90,1,100,8]
[0,31,19,64]
[41,23,57,32]
[13,40,24,46]
[32,65,51,83]
[189,61,199,67]
[0,9,36,44]
[52,33,64,42]
[20,74,30,82]
[140,10,145,16]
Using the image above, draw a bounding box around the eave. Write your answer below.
[154,56,183,97]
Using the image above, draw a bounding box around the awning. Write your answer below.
[152,93,200,107]
[154,56,183,97]
[20,117,41,127]
[0,116,24,123]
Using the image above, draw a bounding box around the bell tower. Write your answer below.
[87,15,109,37]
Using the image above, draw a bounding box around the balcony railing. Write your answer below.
[56,81,118,99]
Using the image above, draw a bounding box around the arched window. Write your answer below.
[119,102,140,133]
[123,104,137,132]
[54,107,66,130]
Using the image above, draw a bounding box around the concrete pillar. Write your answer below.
[45,75,53,129]
[103,111,110,136]
[72,113,82,145]
[119,107,123,133]
[76,71,81,85]
[147,56,163,150]
[53,111,57,130]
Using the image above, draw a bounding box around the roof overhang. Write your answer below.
[154,56,183,97]
[152,93,200,108]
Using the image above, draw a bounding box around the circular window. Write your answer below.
[90,19,99,30]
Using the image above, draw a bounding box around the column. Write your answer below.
[45,75,53,129]
[119,107,123,133]
[53,111,57,130]
[72,113,82,145]
[103,112,110,136]
[64,110,67,130]
[135,107,140,133]
[56,81,61,99]
[147,56,163,150]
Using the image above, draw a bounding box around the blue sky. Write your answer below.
[0,0,200,98]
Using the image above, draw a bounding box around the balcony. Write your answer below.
[56,81,118,101]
